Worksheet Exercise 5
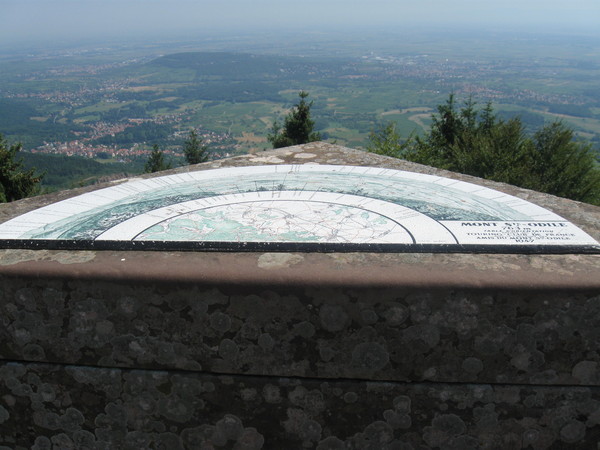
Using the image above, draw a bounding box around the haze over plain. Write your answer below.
[2,0,599,47]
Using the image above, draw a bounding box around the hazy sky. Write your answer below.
[2,0,599,46]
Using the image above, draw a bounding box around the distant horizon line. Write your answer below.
[2,23,599,55]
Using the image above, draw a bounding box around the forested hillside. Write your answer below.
[20,153,144,191]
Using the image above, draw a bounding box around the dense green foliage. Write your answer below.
[183,129,209,165]
[268,92,321,149]
[0,134,43,202]
[368,95,600,205]
[144,145,171,173]
[527,122,600,202]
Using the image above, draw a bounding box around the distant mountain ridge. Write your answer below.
[141,51,353,104]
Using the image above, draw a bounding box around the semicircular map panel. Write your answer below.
[0,165,598,253]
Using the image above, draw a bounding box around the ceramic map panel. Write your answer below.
[0,165,598,253]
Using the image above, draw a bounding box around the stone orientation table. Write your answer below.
[0,142,599,449]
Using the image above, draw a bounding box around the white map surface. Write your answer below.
[0,164,598,251]
[135,200,412,243]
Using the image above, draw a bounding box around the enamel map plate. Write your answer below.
[0,165,598,253]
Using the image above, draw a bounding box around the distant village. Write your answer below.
[30,121,234,162]
[26,113,233,162]
[5,58,236,162]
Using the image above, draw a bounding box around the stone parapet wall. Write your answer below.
[1,264,599,448]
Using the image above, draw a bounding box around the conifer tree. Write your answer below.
[144,144,171,173]
[268,91,321,148]
[183,129,209,165]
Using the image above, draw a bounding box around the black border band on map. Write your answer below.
[0,239,599,254]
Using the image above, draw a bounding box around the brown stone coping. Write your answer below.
[0,249,598,291]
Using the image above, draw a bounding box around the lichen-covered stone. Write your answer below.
[2,363,597,448]
[1,278,599,387]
